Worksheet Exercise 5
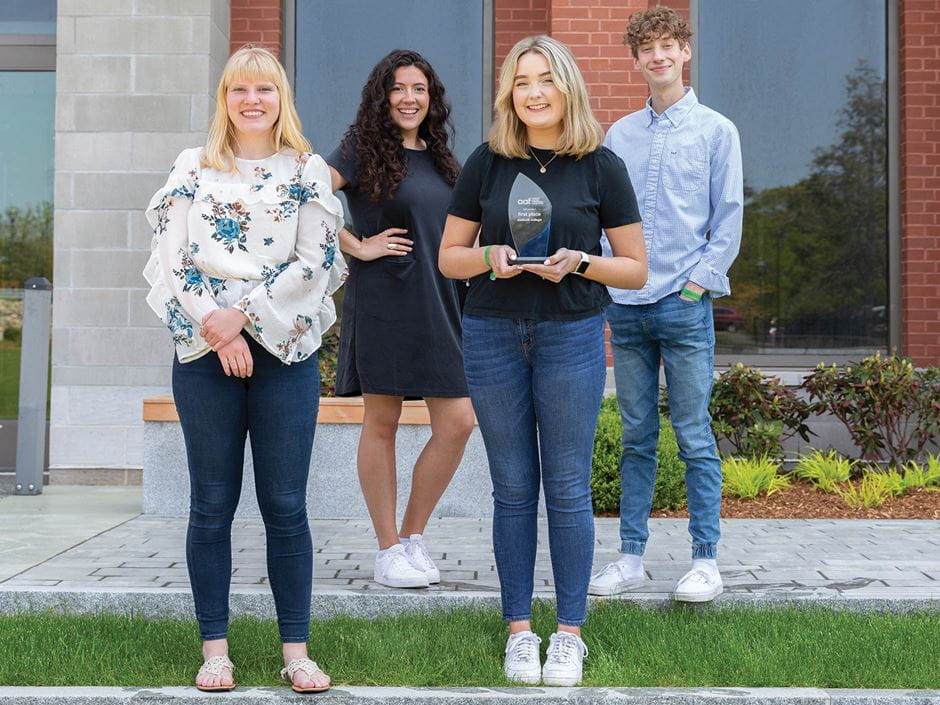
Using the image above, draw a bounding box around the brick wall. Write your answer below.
[900,0,940,365]
[495,0,550,77]
[230,0,281,57]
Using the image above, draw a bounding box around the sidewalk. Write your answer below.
[1,486,938,617]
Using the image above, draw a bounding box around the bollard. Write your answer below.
[14,277,52,495]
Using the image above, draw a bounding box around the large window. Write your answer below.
[0,0,55,470]
[696,0,889,361]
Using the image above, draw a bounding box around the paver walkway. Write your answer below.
[1,500,938,614]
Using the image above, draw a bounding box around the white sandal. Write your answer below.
[280,657,331,693]
[196,654,236,692]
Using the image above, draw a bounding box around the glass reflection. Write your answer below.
[698,0,887,355]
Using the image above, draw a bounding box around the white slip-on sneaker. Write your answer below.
[542,631,588,687]
[673,567,723,602]
[373,544,430,588]
[403,533,441,584]
[587,560,646,596]
[504,630,542,684]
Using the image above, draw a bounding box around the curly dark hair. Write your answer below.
[340,49,460,202]
[624,6,693,59]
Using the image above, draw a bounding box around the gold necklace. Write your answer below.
[529,148,559,173]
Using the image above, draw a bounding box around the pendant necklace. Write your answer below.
[530,148,559,173]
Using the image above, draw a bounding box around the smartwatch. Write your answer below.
[575,251,591,275]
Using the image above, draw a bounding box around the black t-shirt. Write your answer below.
[448,143,640,320]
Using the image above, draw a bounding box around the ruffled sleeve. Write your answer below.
[143,148,217,360]
[234,153,348,363]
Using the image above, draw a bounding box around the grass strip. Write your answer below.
[1,603,937,688]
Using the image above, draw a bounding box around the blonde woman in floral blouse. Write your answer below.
[143,46,344,694]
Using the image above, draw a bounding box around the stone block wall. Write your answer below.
[51,0,230,474]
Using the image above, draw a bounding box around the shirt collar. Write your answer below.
[645,87,698,127]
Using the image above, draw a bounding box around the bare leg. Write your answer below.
[399,396,475,537]
[358,394,404,549]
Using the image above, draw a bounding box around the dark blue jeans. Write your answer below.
[172,334,319,643]
[462,313,606,627]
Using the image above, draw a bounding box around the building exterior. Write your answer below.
[0,0,935,479]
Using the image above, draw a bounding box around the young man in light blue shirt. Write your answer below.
[590,5,743,602]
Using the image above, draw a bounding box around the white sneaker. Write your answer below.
[373,544,430,588]
[503,630,542,684]
[587,560,645,596]
[542,631,587,686]
[673,566,723,602]
[403,534,440,584]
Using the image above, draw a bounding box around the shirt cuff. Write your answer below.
[689,261,731,297]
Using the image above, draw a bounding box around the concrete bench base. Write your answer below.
[143,397,493,518]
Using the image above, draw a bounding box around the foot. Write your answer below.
[195,653,235,692]
[374,544,430,588]
[403,533,441,584]
[504,630,542,684]
[542,631,588,686]
[673,565,723,602]
[281,657,331,693]
[588,559,645,596]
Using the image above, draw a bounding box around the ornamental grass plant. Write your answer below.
[721,456,791,499]
[793,449,856,493]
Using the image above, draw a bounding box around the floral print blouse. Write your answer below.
[144,148,347,364]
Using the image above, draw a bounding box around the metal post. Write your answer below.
[14,277,52,495]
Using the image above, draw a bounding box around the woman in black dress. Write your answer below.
[327,50,474,589]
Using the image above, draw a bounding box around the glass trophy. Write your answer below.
[508,173,552,263]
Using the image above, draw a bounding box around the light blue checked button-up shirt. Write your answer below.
[602,88,743,304]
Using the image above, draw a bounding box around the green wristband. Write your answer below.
[484,245,497,280]
[680,287,702,301]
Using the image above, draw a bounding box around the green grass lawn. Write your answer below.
[2,603,938,688]
[0,343,21,417]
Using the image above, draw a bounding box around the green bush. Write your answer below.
[592,396,687,514]
[2,326,21,343]
[802,353,940,467]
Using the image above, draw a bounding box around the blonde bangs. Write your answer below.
[489,36,602,160]
[203,46,311,172]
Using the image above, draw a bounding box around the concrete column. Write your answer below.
[51,0,230,479]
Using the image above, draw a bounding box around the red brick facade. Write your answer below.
[900,0,940,364]
[232,0,939,366]
[230,0,282,57]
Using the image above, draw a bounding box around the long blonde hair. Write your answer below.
[489,36,603,159]
[202,45,310,172]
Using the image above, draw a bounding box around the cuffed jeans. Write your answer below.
[462,313,605,626]
[607,293,722,560]
[172,334,319,643]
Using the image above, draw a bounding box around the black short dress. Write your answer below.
[326,138,468,398]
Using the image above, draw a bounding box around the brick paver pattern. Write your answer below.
[3,517,938,599]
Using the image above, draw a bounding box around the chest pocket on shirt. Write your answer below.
[662,147,707,192]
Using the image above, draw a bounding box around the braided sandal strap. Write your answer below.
[198,655,235,677]
[280,657,324,681]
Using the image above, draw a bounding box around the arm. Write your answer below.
[686,121,744,297]
[438,215,521,281]
[328,165,413,260]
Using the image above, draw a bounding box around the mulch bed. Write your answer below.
[649,482,940,520]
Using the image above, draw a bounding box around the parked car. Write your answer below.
[713,305,744,332]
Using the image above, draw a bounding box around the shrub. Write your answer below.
[721,456,791,499]
[835,472,890,509]
[3,326,21,343]
[318,329,340,397]
[793,449,855,493]
[802,353,940,467]
[663,363,813,460]
[591,397,687,514]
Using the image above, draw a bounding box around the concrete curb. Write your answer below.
[0,686,939,705]
[2,587,939,619]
